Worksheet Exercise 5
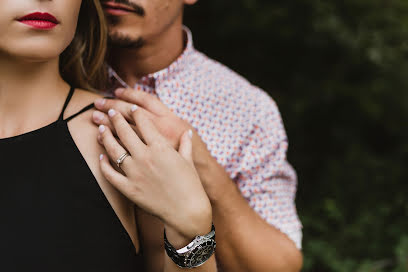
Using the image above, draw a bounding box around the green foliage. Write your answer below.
[185,0,408,271]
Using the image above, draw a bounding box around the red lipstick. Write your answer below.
[18,12,59,30]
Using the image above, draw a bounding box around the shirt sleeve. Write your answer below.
[233,92,303,249]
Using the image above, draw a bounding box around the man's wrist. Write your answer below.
[191,134,213,169]
[164,220,212,250]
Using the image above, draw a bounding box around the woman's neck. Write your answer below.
[0,54,69,138]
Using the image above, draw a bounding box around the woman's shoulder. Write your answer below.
[63,88,102,156]
[64,89,102,156]
[76,88,104,101]
[63,88,103,119]
[64,88,102,155]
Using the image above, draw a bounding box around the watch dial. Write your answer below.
[186,240,216,268]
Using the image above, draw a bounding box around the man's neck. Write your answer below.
[108,23,185,87]
[0,54,68,138]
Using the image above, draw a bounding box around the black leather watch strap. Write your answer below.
[164,237,186,267]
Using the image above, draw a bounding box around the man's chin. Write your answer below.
[108,33,145,49]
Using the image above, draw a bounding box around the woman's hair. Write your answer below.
[60,0,108,91]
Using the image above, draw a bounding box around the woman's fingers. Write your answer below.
[93,110,147,145]
[178,129,194,166]
[114,88,168,116]
[93,111,116,133]
[98,124,133,172]
[131,106,166,146]
[106,109,145,155]
[95,98,135,124]
[94,97,156,122]
[99,154,129,192]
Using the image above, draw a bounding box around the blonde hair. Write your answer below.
[60,0,108,91]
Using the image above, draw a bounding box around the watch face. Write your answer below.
[185,240,216,268]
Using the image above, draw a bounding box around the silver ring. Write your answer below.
[116,152,130,168]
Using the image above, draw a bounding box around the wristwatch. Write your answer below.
[164,224,216,268]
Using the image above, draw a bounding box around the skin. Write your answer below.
[97,0,303,271]
[0,1,215,271]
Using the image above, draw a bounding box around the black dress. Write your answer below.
[0,87,144,271]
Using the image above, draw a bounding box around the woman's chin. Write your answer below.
[1,40,69,62]
[5,49,61,63]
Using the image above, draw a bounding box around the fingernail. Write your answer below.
[115,88,125,96]
[99,154,104,161]
[188,129,193,139]
[99,125,105,133]
[93,111,105,122]
[108,109,116,117]
[95,98,106,108]
[131,105,138,112]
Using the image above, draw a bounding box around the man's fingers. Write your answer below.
[114,88,168,116]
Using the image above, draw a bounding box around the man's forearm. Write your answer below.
[196,160,303,272]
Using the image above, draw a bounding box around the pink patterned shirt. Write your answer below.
[110,27,302,249]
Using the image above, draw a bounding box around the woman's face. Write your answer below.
[0,0,82,61]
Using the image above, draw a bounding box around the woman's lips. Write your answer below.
[17,12,59,30]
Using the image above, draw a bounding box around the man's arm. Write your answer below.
[188,123,303,272]
[93,89,303,272]
[197,157,302,272]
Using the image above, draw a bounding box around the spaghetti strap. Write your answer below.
[58,86,75,121]
[64,103,95,122]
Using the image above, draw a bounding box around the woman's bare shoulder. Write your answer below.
[64,88,102,156]
[64,88,106,167]
[63,88,104,118]
[76,88,104,100]
[64,87,103,165]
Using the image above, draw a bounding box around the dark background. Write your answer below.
[185,0,408,271]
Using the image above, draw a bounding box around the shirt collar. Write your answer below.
[109,26,195,90]
[139,26,195,88]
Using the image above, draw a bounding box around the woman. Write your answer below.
[0,1,215,271]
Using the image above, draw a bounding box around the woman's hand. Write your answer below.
[97,107,212,242]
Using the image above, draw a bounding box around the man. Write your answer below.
[93,0,303,271]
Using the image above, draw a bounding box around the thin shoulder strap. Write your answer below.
[58,86,75,121]
[64,103,95,122]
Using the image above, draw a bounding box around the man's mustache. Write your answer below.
[102,0,145,17]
